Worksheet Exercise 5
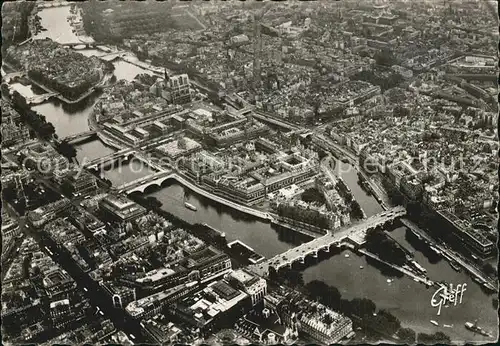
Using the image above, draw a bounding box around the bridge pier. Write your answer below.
[313,251,318,258]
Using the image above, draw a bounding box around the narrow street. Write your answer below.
[22,222,148,343]
[7,175,149,343]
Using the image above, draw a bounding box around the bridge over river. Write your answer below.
[27,92,60,105]
[248,206,406,278]
[62,130,97,144]
[115,170,174,194]
[83,148,136,170]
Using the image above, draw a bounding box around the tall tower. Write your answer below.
[164,68,169,82]
[14,172,29,208]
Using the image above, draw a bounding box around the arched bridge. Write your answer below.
[115,170,174,194]
[82,148,136,170]
[38,1,70,8]
[248,206,407,278]
[27,92,60,105]
[62,130,97,144]
[3,71,25,82]
[62,42,97,49]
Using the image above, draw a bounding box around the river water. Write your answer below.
[14,5,498,343]
[13,6,157,184]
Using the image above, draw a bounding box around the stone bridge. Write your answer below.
[248,206,407,278]
[116,170,174,194]
[27,92,60,105]
[62,130,97,144]
[83,148,136,170]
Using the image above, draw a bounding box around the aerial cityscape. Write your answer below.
[1,0,498,345]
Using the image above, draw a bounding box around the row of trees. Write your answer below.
[365,228,407,267]
[272,270,451,344]
[304,279,403,338]
[350,199,364,220]
[27,69,99,101]
[11,91,55,140]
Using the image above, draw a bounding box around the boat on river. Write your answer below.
[184,202,197,211]
[449,261,462,272]
[465,321,492,337]
[429,245,442,255]
[430,320,439,326]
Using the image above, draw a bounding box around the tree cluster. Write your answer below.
[27,69,98,101]
[302,280,409,339]
[422,131,441,142]
[365,228,407,267]
[350,199,364,220]
[417,331,451,344]
[301,188,326,205]
[11,91,55,139]
[353,70,404,92]
[56,141,77,161]
[393,105,410,118]
[374,49,398,67]
[482,262,497,276]
[397,327,416,343]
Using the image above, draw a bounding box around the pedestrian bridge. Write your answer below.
[248,206,407,278]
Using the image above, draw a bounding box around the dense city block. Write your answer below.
[1,0,498,345]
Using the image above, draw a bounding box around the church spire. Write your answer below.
[164,68,169,82]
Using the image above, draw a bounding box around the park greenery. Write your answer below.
[352,69,404,92]
[10,91,56,140]
[271,268,451,343]
[301,187,326,205]
[365,228,407,267]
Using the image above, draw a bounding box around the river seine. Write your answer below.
[12,5,497,343]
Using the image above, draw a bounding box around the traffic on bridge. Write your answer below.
[248,206,406,278]
[82,148,136,169]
